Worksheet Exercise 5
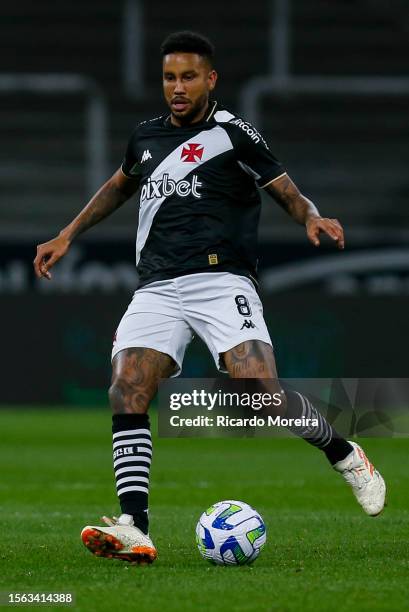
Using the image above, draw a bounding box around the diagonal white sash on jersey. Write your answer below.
[135,126,233,265]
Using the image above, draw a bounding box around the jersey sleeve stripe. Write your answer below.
[260,172,287,189]
[120,164,134,179]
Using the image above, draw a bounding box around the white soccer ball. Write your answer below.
[195,500,266,565]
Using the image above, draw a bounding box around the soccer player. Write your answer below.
[34,31,386,564]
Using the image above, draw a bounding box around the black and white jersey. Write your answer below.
[121,101,285,288]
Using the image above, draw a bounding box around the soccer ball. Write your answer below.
[195,500,266,566]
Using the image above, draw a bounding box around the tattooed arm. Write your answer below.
[33,168,140,279]
[264,173,345,250]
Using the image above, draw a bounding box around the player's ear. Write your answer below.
[208,70,218,91]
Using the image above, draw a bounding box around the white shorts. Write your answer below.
[112,272,272,376]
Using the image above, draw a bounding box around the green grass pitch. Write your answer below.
[1,408,408,611]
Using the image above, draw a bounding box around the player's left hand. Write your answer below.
[306,216,345,250]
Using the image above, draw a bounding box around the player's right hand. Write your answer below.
[33,234,71,280]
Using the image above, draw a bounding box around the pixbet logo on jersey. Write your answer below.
[140,173,202,201]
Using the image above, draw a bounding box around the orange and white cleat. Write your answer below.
[333,441,386,516]
[81,514,157,564]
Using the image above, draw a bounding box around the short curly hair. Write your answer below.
[160,31,215,67]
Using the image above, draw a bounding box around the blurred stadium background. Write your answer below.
[1,0,409,404]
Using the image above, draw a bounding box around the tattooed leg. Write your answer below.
[222,340,278,379]
[222,340,284,413]
[222,340,352,463]
[109,347,176,414]
[109,348,176,533]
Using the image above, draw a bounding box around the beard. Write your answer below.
[170,93,209,126]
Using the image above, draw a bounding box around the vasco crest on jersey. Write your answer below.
[181,143,205,163]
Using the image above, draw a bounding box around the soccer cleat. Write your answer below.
[333,441,386,516]
[81,514,157,564]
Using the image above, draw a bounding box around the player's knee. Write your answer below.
[251,380,287,416]
[108,376,152,414]
[258,381,288,416]
[271,386,287,416]
[276,388,287,409]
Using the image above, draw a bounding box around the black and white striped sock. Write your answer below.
[112,413,152,534]
[285,389,352,464]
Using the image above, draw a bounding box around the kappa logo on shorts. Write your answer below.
[241,319,257,330]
